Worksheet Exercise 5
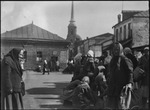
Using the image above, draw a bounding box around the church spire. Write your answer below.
[70,1,75,23]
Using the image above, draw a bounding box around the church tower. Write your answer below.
[66,1,82,58]
[66,1,77,42]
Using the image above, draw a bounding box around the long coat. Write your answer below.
[107,56,133,97]
[138,54,149,86]
[1,56,22,94]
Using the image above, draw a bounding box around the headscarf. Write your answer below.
[112,42,123,57]
[110,42,124,66]
[124,47,132,55]
[74,53,82,64]
[82,76,90,84]
[3,48,23,77]
[87,50,94,57]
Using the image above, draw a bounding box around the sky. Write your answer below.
[1,1,149,40]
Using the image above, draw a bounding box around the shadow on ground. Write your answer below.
[26,82,75,109]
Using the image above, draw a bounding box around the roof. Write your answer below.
[133,10,149,17]
[122,10,143,13]
[89,33,113,40]
[1,23,67,42]
[113,10,149,28]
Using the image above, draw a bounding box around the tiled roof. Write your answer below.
[1,23,66,41]
[133,10,149,17]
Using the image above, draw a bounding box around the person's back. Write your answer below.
[72,76,95,109]
[124,47,138,70]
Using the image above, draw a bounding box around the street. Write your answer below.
[23,70,73,109]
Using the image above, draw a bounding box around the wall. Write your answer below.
[114,19,132,42]
[1,41,68,70]
[132,18,149,48]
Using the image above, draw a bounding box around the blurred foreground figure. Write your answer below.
[138,47,149,109]
[1,48,25,110]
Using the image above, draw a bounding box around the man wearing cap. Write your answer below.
[138,47,149,109]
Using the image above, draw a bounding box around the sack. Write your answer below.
[133,67,145,82]
[119,86,131,109]
[130,89,142,109]
[21,81,25,96]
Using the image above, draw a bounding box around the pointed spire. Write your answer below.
[70,1,75,22]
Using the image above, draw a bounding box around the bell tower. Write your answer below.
[66,1,77,43]
[66,1,82,58]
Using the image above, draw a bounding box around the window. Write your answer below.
[128,23,131,38]
[120,27,122,41]
[124,25,126,40]
[24,51,27,62]
[116,29,118,42]
[36,51,42,62]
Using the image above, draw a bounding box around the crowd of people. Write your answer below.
[62,42,149,109]
[35,58,60,74]
[0,42,149,110]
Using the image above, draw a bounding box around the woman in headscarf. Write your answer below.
[1,48,25,110]
[124,47,138,70]
[106,42,133,109]
[71,53,84,81]
[82,50,97,90]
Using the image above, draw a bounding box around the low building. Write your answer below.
[113,10,149,52]
[1,23,70,70]
[78,33,114,57]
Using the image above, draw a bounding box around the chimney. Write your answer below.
[118,14,121,23]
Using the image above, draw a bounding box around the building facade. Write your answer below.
[113,10,149,51]
[78,33,114,57]
[1,23,70,70]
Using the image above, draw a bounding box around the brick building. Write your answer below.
[1,23,70,70]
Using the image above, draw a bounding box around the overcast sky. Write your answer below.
[1,1,149,40]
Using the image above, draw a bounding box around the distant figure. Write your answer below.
[56,60,60,72]
[1,48,25,109]
[43,59,50,75]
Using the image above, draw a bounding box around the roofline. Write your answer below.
[113,10,149,28]
[121,10,143,13]
[1,37,70,43]
[88,33,113,40]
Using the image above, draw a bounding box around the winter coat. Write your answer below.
[107,55,133,97]
[125,53,138,70]
[1,55,23,94]
[138,54,149,86]
[72,82,95,108]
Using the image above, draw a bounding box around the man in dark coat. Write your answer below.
[1,48,25,109]
[106,42,133,109]
[124,47,138,70]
